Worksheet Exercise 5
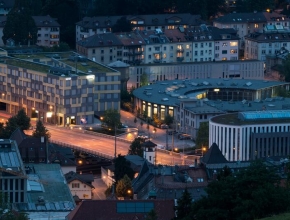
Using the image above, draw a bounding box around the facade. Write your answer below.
[133,78,290,139]
[244,26,290,61]
[0,15,60,47]
[65,171,94,200]
[209,110,290,161]
[213,11,290,50]
[0,53,120,126]
[0,139,27,203]
[75,13,205,42]
[128,59,264,89]
[76,25,239,65]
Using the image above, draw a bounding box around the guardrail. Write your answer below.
[49,139,114,160]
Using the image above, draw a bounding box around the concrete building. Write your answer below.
[75,13,205,42]
[76,25,239,65]
[132,78,290,139]
[209,110,290,161]
[244,25,290,62]
[0,15,60,47]
[213,11,290,51]
[0,53,120,126]
[0,139,27,203]
[128,59,264,89]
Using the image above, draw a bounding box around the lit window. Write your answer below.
[230,42,238,47]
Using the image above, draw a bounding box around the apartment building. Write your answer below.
[0,53,120,126]
[213,11,290,49]
[77,25,239,65]
[0,15,60,47]
[75,13,205,42]
[244,25,290,61]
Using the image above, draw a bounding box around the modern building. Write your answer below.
[209,110,290,161]
[213,11,290,51]
[0,53,120,126]
[75,13,205,42]
[128,59,264,89]
[133,78,290,139]
[0,15,60,47]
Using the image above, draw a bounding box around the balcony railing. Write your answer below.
[176,48,184,53]
[153,59,161,63]
[176,57,184,62]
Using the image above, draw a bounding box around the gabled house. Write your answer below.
[10,128,48,163]
[65,171,95,200]
[66,199,175,220]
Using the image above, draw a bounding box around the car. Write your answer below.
[178,134,191,140]
[121,123,128,128]
[160,124,169,129]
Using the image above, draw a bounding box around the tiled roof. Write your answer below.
[201,143,228,164]
[0,15,60,27]
[32,15,60,27]
[244,32,290,42]
[66,200,175,220]
[214,12,290,24]
[65,171,94,188]
[77,32,123,47]
[76,15,122,29]
[115,32,145,46]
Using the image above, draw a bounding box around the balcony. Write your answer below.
[153,59,161,63]
[176,48,184,53]
[176,57,184,62]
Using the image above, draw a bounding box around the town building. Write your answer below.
[76,25,239,65]
[209,110,290,161]
[75,13,205,42]
[128,59,264,89]
[244,25,290,62]
[65,171,95,200]
[0,15,60,47]
[0,53,120,126]
[132,78,290,139]
[213,11,290,52]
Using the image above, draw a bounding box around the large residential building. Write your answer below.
[209,110,290,161]
[0,53,120,126]
[75,13,205,42]
[244,25,290,61]
[76,26,239,65]
[213,11,290,51]
[0,15,60,47]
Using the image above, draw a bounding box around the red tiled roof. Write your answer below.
[66,200,175,220]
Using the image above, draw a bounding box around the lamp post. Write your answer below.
[202,147,206,157]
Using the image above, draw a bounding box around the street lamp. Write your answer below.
[202,147,207,157]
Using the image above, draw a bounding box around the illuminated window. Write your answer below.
[186,45,190,49]
[230,42,238,47]
[254,24,258,28]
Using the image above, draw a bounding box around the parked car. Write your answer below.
[178,134,191,140]
[160,124,169,129]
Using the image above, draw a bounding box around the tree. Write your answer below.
[32,120,51,139]
[140,73,149,87]
[190,160,290,220]
[15,109,31,131]
[114,154,134,182]
[195,122,209,148]
[112,16,132,33]
[176,188,193,219]
[116,174,132,197]
[102,109,121,130]
[163,115,173,126]
[2,0,37,45]
[235,0,274,12]
[280,54,290,82]
[128,138,143,157]
[146,209,158,220]
[3,116,19,138]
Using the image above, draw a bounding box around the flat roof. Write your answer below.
[6,52,116,76]
[133,78,289,106]
[211,111,290,125]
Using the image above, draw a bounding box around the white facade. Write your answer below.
[209,114,290,161]
[214,40,239,61]
[36,27,60,47]
[143,146,156,164]
[67,179,93,200]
